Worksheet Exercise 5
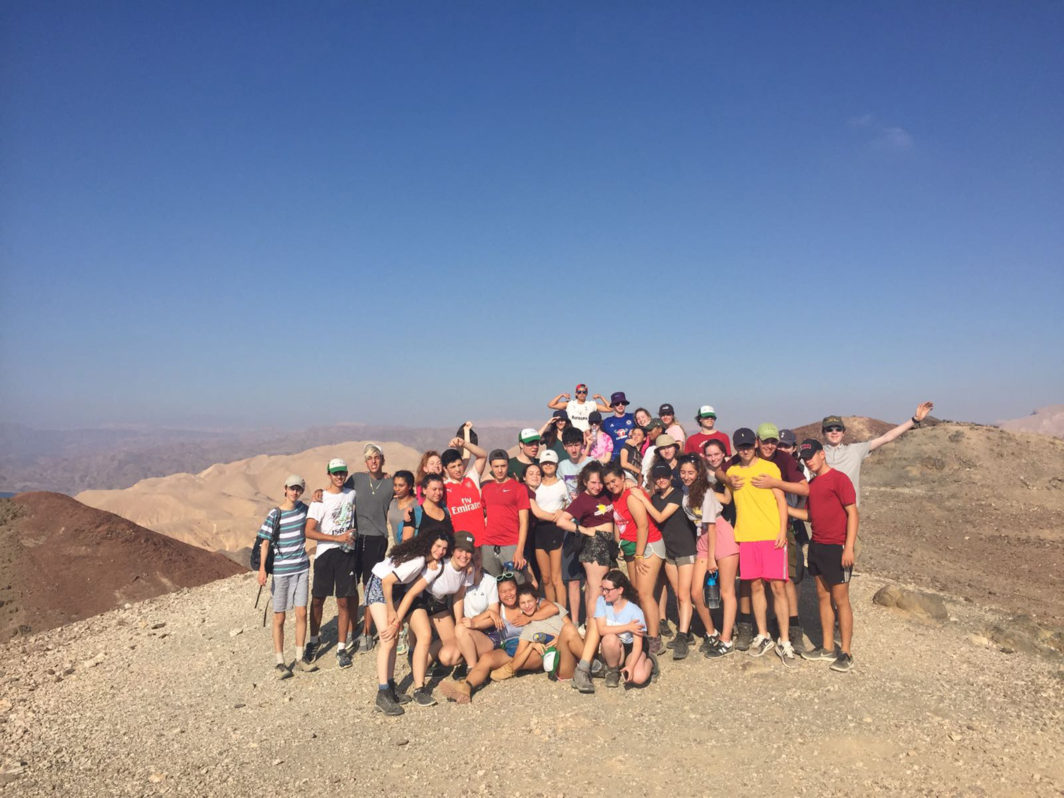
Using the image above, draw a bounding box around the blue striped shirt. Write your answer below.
[256,502,311,576]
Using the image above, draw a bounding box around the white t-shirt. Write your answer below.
[463,571,499,618]
[535,480,570,514]
[557,457,590,501]
[308,488,356,555]
[371,555,441,587]
[428,558,470,599]
[682,487,722,527]
[565,400,597,431]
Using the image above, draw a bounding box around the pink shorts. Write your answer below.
[715,517,739,561]
[738,540,789,581]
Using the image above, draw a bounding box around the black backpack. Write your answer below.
[250,508,281,573]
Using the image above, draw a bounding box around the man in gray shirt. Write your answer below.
[348,443,394,651]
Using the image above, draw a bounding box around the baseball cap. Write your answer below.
[650,462,673,480]
[519,428,542,444]
[798,439,824,460]
[588,411,603,424]
[453,530,476,553]
[327,458,348,473]
[284,474,305,489]
[822,415,846,431]
[756,423,780,441]
[538,449,559,464]
[645,417,665,432]
[697,405,717,419]
[659,403,675,416]
[732,428,756,448]
[610,391,629,406]
[362,443,383,459]
[552,409,570,421]
[575,383,588,392]
[779,429,797,446]
[488,448,509,463]
[654,433,678,449]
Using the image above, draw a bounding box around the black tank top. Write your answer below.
[418,507,454,538]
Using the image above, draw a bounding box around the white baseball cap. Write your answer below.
[538,450,559,464]
[284,474,306,489]
[327,458,348,473]
[697,405,717,419]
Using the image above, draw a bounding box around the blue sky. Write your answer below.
[2,2,1061,433]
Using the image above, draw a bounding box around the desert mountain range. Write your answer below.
[998,404,1064,439]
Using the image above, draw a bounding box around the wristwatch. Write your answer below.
[911,416,921,427]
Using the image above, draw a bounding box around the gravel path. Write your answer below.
[2,570,1061,796]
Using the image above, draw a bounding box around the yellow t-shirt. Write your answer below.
[726,458,782,543]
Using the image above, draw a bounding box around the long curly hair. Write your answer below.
[389,528,454,566]
[681,454,710,511]
[602,569,640,604]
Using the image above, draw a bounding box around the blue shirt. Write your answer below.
[593,595,646,644]
[601,413,635,460]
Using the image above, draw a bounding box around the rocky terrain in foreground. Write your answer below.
[0,570,1060,795]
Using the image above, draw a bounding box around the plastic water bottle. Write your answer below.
[704,571,721,609]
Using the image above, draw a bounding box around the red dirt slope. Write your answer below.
[0,492,243,639]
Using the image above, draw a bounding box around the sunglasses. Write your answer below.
[824,426,844,433]
[575,390,588,395]
[496,571,517,582]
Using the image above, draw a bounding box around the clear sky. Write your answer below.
[2,2,1061,432]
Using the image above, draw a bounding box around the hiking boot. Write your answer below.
[648,651,660,682]
[336,648,353,669]
[302,641,317,663]
[672,632,690,661]
[490,663,514,681]
[374,688,404,716]
[666,636,678,650]
[648,635,664,656]
[590,656,606,678]
[604,667,621,688]
[801,646,836,662]
[452,663,468,680]
[440,679,472,704]
[389,680,411,704]
[734,622,754,651]
[275,663,293,680]
[430,662,452,679]
[788,624,805,654]
[830,653,854,673]
[749,634,774,657]
[775,639,797,666]
[294,658,319,673]
[359,633,376,653]
[412,687,437,707]
[659,619,674,638]
[704,638,734,659]
[572,666,595,694]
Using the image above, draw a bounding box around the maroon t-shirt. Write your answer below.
[686,430,732,456]
[726,451,805,485]
[807,468,857,545]
[565,491,614,527]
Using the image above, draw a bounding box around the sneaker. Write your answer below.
[412,687,437,707]
[648,635,664,656]
[374,688,404,716]
[490,663,514,681]
[704,639,734,659]
[346,634,359,654]
[294,658,319,673]
[672,632,690,661]
[274,663,293,680]
[430,661,452,679]
[830,653,854,673]
[801,646,837,662]
[659,619,674,638]
[749,634,774,657]
[666,637,678,650]
[302,641,318,663]
[389,680,412,704]
[359,633,376,653]
[788,624,805,654]
[735,621,755,651]
[452,663,468,680]
[647,651,660,682]
[439,679,472,704]
[590,656,606,678]
[775,639,796,666]
[604,667,621,688]
[336,648,353,669]
[572,666,595,694]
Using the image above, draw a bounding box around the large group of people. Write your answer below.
[255,388,933,715]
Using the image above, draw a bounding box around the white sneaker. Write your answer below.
[749,634,774,657]
[775,639,796,666]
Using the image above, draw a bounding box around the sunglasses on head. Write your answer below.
[496,571,517,582]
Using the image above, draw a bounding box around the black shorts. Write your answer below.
[534,522,565,552]
[354,535,389,587]
[562,532,585,582]
[312,548,358,599]
[411,593,451,617]
[807,542,852,586]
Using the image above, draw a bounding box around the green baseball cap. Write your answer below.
[756,423,780,441]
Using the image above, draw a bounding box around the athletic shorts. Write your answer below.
[715,517,739,561]
[411,593,451,617]
[620,538,666,561]
[561,532,585,582]
[808,542,852,586]
[354,534,389,587]
[479,544,519,579]
[666,553,696,567]
[312,548,358,599]
[578,530,616,567]
[365,574,408,606]
[271,570,309,613]
[738,540,789,582]
[534,522,565,552]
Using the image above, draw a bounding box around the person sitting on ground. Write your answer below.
[489,583,566,681]
[452,547,503,674]
[256,474,318,679]
[596,569,657,688]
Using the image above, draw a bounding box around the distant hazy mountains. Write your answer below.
[997,405,1064,439]
[0,421,526,494]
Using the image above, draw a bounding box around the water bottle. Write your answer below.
[340,527,356,554]
[704,571,721,609]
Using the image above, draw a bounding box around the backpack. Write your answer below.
[250,507,281,573]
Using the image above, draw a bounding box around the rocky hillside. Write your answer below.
[0,493,243,639]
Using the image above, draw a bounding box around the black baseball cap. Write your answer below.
[732,428,756,448]
[798,439,824,460]
[659,403,675,416]
[650,463,673,480]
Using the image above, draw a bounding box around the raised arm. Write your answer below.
[869,401,934,452]
[548,393,571,410]
[591,393,613,412]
